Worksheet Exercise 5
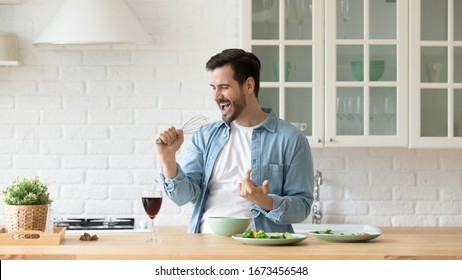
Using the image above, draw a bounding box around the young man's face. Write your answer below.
[210,65,247,123]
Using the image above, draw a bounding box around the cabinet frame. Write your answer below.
[243,0,409,147]
[242,0,325,147]
[409,0,462,148]
[325,0,409,147]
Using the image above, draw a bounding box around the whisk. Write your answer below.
[155,115,208,144]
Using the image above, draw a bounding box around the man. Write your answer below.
[156,48,314,233]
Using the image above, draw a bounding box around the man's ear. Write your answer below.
[245,77,255,94]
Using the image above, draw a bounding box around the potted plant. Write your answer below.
[2,176,52,234]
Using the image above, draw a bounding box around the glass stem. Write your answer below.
[150,219,155,241]
[298,21,303,39]
[264,21,268,39]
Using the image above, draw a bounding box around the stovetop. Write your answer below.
[53,218,135,230]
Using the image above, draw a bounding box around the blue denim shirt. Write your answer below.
[157,107,314,233]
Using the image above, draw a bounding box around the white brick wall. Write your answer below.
[0,0,461,228]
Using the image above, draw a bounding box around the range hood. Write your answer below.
[34,0,152,45]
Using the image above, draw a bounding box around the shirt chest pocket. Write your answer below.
[264,164,286,195]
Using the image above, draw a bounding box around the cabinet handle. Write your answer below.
[329,138,333,142]
[317,138,322,143]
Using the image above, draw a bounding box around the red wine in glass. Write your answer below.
[142,197,162,219]
[141,190,162,242]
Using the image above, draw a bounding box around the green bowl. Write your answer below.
[207,217,251,237]
[351,60,385,81]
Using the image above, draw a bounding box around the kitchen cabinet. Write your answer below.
[243,0,408,147]
[325,0,408,147]
[243,0,325,147]
[409,0,462,148]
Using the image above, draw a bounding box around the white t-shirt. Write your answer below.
[200,121,258,233]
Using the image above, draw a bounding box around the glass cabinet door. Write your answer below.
[325,0,408,147]
[244,0,324,147]
[410,0,462,147]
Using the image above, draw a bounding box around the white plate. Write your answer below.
[307,227,382,242]
[293,223,381,232]
[232,233,307,246]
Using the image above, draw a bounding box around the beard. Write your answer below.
[217,90,247,123]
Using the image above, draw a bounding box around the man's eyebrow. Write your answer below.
[210,83,230,87]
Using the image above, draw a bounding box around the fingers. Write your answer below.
[261,179,270,194]
[244,169,251,182]
[238,170,270,198]
[156,127,182,145]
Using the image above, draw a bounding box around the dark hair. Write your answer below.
[206,49,261,97]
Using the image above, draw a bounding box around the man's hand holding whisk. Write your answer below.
[155,115,207,146]
[155,126,183,179]
[155,126,184,166]
[155,115,208,179]
[155,115,207,153]
[156,126,184,146]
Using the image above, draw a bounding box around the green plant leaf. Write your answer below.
[2,176,52,205]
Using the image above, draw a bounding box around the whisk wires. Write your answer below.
[181,115,208,134]
[155,115,208,144]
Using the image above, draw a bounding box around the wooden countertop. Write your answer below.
[1,226,462,260]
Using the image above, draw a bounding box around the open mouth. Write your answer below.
[219,101,231,114]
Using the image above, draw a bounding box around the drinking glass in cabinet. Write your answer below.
[336,0,363,39]
[285,0,312,39]
[384,96,396,121]
[252,0,279,40]
[421,47,447,83]
[370,88,397,136]
[336,89,364,135]
[340,0,350,22]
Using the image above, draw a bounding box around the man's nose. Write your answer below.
[212,89,221,101]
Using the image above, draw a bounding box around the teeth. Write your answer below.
[220,102,230,110]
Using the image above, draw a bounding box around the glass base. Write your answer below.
[145,237,161,243]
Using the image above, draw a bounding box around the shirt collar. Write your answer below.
[213,106,278,132]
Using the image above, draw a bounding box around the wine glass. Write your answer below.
[262,0,273,39]
[295,0,312,39]
[141,189,163,242]
[336,95,344,120]
[343,95,355,120]
[384,96,396,121]
[340,0,350,23]
[355,95,364,120]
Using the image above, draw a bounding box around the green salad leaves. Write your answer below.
[242,229,293,239]
[312,229,334,234]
